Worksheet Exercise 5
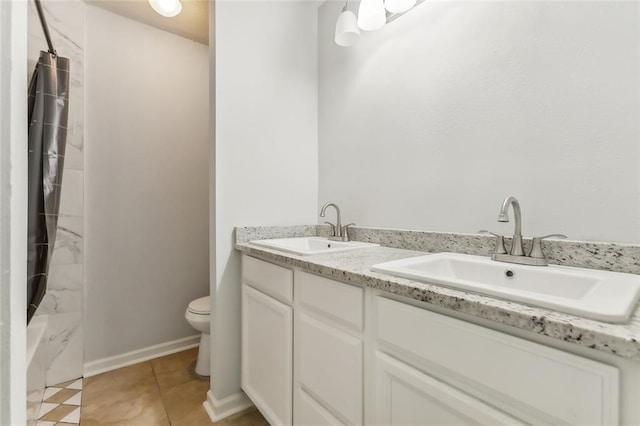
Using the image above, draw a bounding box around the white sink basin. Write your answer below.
[250,237,379,256]
[372,253,640,323]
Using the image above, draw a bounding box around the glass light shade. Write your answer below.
[148,0,182,17]
[335,9,360,47]
[357,0,386,31]
[384,0,416,14]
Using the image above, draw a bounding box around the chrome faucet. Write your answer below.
[320,202,354,241]
[498,196,524,256]
[482,196,567,266]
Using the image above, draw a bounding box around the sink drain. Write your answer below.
[505,269,515,278]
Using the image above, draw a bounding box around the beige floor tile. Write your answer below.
[67,379,83,390]
[43,388,62,400]
[216,407,256,424]
[159,378,210,425]
[39,402,59,419]
[81,362,169,426]
[84,362,153,393]
[223,408,269,426]
[63,391,82,406]
[45,388,81,404]
[170,406,213,426]
[59,406,81,423]
[212,408,268,426]
[54,379,78,388]
[40,405,77,422]
[150,348,202,390]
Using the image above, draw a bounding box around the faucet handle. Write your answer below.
[529,234,567,259]
[342,223,356,242]
[324,221,337,237]
[478,230,507,255]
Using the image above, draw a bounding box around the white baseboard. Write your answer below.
[203,389,254,422]
[83,335,200,378]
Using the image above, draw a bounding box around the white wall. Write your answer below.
[0,0,27,423]
[212,0,318,406]
[85,5,209,363]
[318,1,640,244]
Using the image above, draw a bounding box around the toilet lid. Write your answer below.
[188,296,210,315]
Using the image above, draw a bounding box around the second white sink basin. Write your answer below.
[250,237,379,256]
[372,253,640,323]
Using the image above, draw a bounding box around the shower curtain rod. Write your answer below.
[33,0,56,55]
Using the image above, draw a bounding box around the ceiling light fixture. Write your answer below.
[335,0,360,47]
[384,0,417,14]
[357,0,386,32]
[148,0,182,17]
[336,0,424,46]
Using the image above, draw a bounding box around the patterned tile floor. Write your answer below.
[37,378,83,425]
[46,348,269,425]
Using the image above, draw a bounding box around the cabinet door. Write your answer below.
[376,296,619,424]
[295,312,363,425]
[242,284,293,426]
[373,351,523,426]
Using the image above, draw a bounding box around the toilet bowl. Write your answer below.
[185,296,210,376]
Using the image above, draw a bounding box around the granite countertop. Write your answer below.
[235,240,640,362]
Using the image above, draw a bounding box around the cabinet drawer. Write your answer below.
[242,255,293,303]
[296,270,363,331]
[297,312,363,425]
[374,351,523,425]
[375,296,619,425]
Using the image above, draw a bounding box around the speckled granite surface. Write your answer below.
[235,226,640,361]
[235,225,317,243]
[322,225,640,275]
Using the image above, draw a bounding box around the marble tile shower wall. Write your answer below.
[28,0,85,385]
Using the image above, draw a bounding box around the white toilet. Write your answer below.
[185,296,211,376]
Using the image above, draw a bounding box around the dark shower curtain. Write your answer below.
[26,51,70,324]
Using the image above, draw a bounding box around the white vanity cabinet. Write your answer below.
[241,254,628,426]
[241,256,294,426]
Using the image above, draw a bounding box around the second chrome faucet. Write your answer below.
[482,196,566,266]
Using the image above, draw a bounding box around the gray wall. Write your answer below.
[85,5,209,363]
[318,1,640,244]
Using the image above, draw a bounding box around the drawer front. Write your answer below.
[375,296,619,425]
[374,351,523,426]
[242,255,293,303]
[296,270,364,331]
[297,312,363,425]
